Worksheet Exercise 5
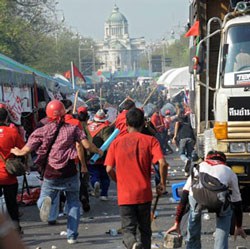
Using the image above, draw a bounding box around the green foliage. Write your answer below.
[0,0,189,76]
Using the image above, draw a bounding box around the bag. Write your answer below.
[5,157,26,176]
[191,164,230,213]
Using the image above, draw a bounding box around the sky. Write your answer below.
[57,0,190,42]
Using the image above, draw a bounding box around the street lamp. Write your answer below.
[162,38,166,73]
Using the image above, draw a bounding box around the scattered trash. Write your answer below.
[108,228,118,236]
[152,231,164,239]
[51,246,57,249]
[151,243,160,248]
[60,231,67,236]
[154,211,159,218]
[169,197,177,203]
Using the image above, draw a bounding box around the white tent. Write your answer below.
[157,66,190,98]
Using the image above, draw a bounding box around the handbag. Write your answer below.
[0,154,26,176]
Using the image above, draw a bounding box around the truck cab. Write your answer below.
[190,0,250,209]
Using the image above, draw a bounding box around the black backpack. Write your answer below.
[191,164,230,213]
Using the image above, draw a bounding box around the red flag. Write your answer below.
[63,64,86,82]
[185,21,200,37]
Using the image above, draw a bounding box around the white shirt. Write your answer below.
[183,161,242,203]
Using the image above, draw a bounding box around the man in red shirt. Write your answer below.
[0,107,25,234]
[105,108,168,249]
[115,99,135,137]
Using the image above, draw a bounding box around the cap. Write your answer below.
[77,106,88,114]
[94,109,109,122]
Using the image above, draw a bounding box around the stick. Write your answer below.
[142,86,158,108]
[73,90,79,114]
[151,194,160,222]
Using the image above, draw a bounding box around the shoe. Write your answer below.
[94,182,100,197]
[132,242,143,249]
[100,196,108,201]
[81,198,90,212]
[48,220,57,225]
[40,196,52,222]
[67,238,77,244]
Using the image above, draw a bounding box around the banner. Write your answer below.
[3,86,32,125]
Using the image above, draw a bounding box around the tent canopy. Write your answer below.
[157,66,189,89]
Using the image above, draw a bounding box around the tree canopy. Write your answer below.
[0,0,189,76]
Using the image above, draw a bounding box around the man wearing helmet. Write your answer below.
[166,150,246,249]
[11,99,103,244]
[88,109,114,201]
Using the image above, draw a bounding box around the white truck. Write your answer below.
[189,0,250,210]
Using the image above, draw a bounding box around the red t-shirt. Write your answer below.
[104,131,163,205]
[115,110,128,137]
[151,112,165,133]
[0,126,25,185]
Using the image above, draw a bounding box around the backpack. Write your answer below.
[191,164,230,213]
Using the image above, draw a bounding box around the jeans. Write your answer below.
[186,195,232,249]
[48,192,60,222]
[88,164,110,196]
[37,174,80,239]
[178,138,195,163]
[120,202,151,249]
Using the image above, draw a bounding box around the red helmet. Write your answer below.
[0,103,7,109]
[46,100,65,120]
[77,106,88,114]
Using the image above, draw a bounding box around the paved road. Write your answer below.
[18,151,250,249]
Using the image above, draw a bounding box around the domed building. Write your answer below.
[95,5,146,73]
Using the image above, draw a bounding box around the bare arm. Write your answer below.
[156,158,168,195]
[81,139,103,156]
[172,121,180,144]
[106,165,117,182]
[10,145,31,156]
[76,142,88,173]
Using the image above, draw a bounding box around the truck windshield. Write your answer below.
[224,25,250,87]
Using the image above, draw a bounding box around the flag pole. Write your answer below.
[71,61,75,90]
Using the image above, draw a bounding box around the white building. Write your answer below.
[95,5,146,73]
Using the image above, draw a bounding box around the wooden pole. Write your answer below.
[73,90,79,114]
[142,85,158,108]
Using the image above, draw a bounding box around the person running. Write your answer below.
[88,109,114,200]
[105,107,168,249]
[11,100,103,244]
[0,107,25,235]
[172,110,196,176]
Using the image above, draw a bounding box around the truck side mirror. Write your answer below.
[189,45,205,74]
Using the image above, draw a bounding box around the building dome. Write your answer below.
[107,5,127,24]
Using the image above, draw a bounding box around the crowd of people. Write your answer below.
[0,90,247,249]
